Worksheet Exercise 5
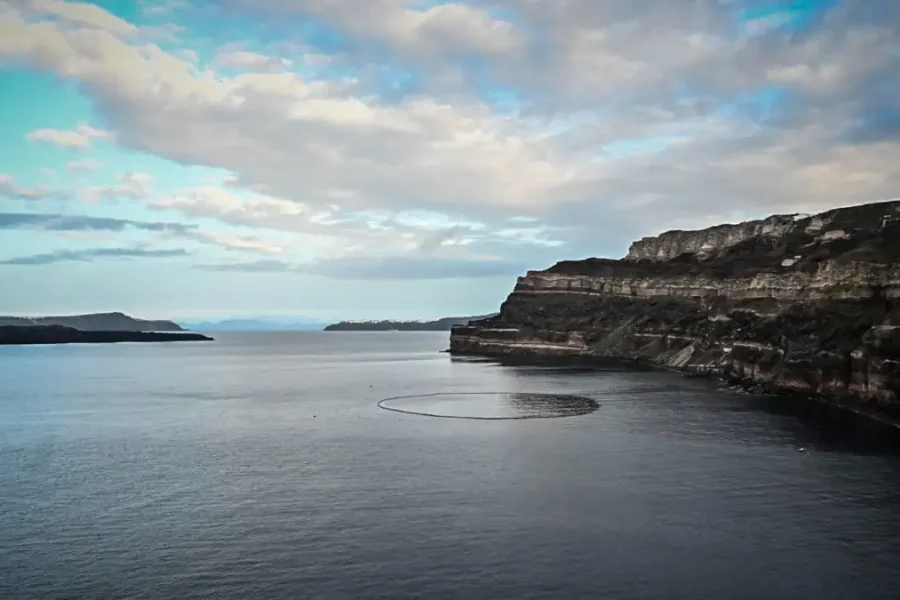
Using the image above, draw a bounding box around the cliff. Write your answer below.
[326,315,497,331]
[450,200,900,420]
[0,325,212,345]
[0,312,184,332]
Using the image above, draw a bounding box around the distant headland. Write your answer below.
[325,314,497,332]
[0,312,184,332]
[0,312,212,345]
[0,325,212,345]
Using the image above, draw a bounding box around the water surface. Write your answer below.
[1,332,899,599]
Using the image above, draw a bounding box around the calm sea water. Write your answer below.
[1,332,899,599]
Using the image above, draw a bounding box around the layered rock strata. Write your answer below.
[450,201,900,418]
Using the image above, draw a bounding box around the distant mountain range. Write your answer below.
[0,312,183,332]
[324,315,497,331]
[180,318,328,332]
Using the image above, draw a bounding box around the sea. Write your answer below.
[1,331,899,599]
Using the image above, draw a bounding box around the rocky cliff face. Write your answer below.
[625,214,802,262]
[450,200,900,419]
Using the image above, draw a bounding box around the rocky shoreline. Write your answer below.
[449,200,900,425]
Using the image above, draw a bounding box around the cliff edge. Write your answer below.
[450,200,900,419]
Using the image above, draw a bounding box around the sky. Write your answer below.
[0,0,898,320]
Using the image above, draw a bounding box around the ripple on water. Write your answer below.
[377,392,599,420]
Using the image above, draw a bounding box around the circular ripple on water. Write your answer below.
[377,392,599,420]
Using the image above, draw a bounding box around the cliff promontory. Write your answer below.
[450,200,900,419]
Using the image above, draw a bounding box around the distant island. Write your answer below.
[0,312,211,345]
[325,315,497,332]
[0,325,212,345]
[0,312,183,332]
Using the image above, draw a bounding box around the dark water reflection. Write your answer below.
[379,392,599,419]
[1,332,899,599]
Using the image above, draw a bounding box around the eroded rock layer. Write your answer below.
[450,201,900,418]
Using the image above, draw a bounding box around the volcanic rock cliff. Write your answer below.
[450,200,900,419]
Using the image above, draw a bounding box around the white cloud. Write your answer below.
[24,0,136,36]
[121,171,155,186]
[134,23,185,44]
[146,184,518,264]
[57,230,118,242]
[25,122,109,149]
[66,158,103,171]
[214,50,293,72]
[742,12,797,38]
[301,254,527,280]
[81,171,155,202]
[150,186,306,226]
[2,0,898,267]
[237,0,525,58]
[177,48,199,64]
[185,230,289,255]
[0,5,611,229]
[138,0,191,16]
[139,0,190,17]
[0,173,58,201]
[198,255,527,279]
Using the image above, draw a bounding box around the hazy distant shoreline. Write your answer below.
[324,315,496,331]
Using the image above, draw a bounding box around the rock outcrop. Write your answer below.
[0,325,212,345]
[625,214,802,262]
[450,200,900,419]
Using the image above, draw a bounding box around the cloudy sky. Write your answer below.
[1,0,898,320]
